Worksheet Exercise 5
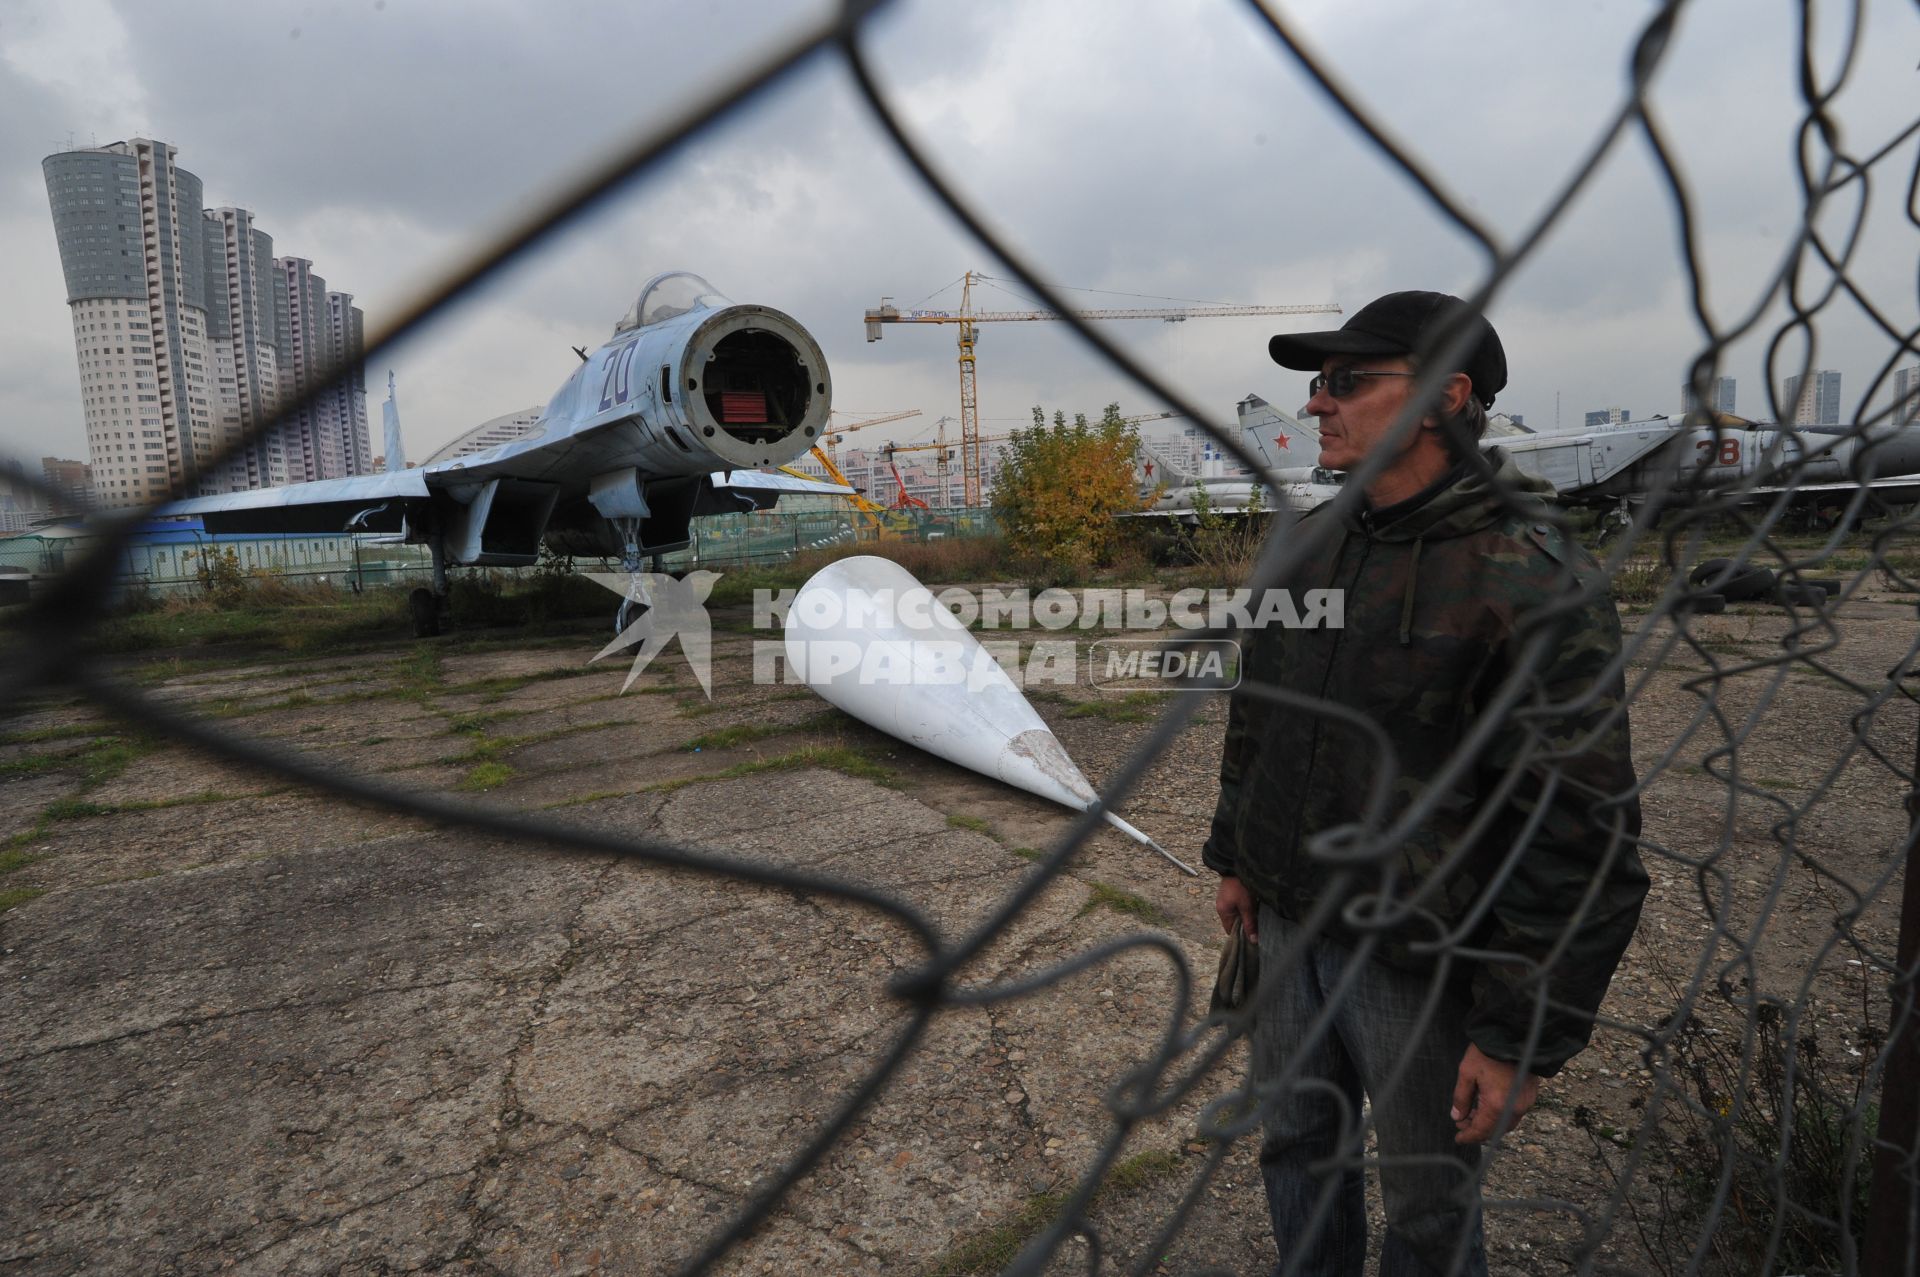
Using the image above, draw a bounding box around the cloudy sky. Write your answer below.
[2,0,1916,474]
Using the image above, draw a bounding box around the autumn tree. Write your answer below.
[992,403,1140,573]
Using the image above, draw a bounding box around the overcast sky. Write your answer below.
[2,0,1916,473]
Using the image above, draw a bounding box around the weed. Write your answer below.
[0,847,45,875]
[440,664,606,700]
[683,722,790,752]
[927,1191,1069,1277]
[445,734,510,766]
[1010,847,1043,863]
[457,761,514,792]
[0,747,85,779]
[44,798,112,821]
[946,812,994,836]
[1080,880,1169,925]
[1167,482,1268,588]
[0,723,109,747]
[0,886,46,913]
[1065,691,1169,724]
[1585,956,1881,1276]
[1611,558,1669,606]
[1103,1147,1183,1192]
[0,733,157,787]
[650,745,896,793]
[926,1148,1186,1276]
[445,710,520,736]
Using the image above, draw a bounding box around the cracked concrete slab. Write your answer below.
[2,620,1233,1274]
[2,793,428,898]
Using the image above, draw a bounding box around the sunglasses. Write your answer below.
[1309,368,1418,399]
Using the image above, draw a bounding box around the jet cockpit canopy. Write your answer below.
[615,272,731,334]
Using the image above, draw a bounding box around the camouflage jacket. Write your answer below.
[1202,450,1646,1076]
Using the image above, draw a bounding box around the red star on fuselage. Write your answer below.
[1274,435,1290,450]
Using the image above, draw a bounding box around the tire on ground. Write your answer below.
[1774,583,1828,609]
[1678,592,1726,615]
[1689,557,1775,602]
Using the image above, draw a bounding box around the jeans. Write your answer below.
[1252,905,1488,1277]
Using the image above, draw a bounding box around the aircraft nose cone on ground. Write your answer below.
[783,555,1194,874]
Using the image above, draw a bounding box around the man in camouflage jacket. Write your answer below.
[1207,292,1646,1276]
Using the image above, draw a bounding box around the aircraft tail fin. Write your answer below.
[1134,438,1196,496]
[1237,393,1317,471]
[382,371,405,473]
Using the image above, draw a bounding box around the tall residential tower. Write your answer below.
[43,138,370,508]
[1893,365,1919,428]
[1682,376,1736,416]
[44,139,215,508]
[1784,370,1843,426]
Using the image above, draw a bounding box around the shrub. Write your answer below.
[192,546,250,607]
[1171,482,1268,588]
[993,405,1139,573]
[1583,965,1880,1275]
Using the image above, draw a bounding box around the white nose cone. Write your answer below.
[784,555,1194,875]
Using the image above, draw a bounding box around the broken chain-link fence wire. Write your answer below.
[8,0,1920,1272]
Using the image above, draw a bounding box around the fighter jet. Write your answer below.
[1495,411,1920,520]
[1132,395,1343,521]
[162,272,847,634]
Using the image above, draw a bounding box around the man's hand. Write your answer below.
[1450,1043,1539,1144]
[1215,876,1257,941]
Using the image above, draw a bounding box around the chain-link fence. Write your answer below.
[3,1,1918,1274]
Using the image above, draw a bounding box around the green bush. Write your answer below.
[993,405,1140,574]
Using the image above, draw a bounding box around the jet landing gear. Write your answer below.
[610,518,666,645]
[409,533,453,638]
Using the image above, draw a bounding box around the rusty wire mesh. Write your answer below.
[7,0,1920,1274]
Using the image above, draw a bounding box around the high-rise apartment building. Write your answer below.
[43,139,368,508]
[1584,407,1632,429]
[326,291,371,476]
[1893,365,1919,428]
[274,257,370,480]
[274,259,369,483]
[1681,376,1736,416]
[43,139,216,508]
[276,256,322,481]
[205,206,287,488]
[1784,370,1842,426]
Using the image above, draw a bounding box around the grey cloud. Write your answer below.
[5,0,1916,466]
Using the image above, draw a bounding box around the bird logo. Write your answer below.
[585,570,721,696]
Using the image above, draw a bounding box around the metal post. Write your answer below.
[1863,681,1920,1275]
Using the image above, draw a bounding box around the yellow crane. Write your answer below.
[865,272,1339,506]
[779,409,921,537]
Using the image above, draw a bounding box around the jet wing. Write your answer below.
[710,470,853,496]
[157,469,432,535]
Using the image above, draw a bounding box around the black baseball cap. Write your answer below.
[1268,290,1507,408]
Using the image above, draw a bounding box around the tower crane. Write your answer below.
[865,272,1339,506]
[777,408,921,537]
[824,408,922,458]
